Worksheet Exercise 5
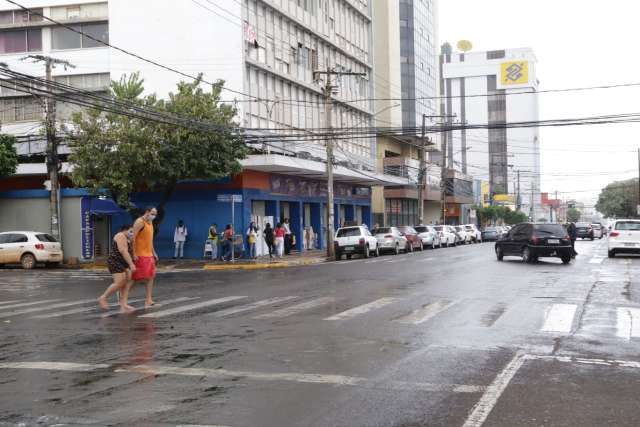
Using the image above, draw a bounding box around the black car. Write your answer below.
[482,226,500,242]
[575,222,594,240]
[495,223,572,264]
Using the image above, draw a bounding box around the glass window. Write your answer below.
[0,30,26,53]
[52,24,81,49]
[26,28,42,51]
[36,234,58,242]
[615,221,640,231]
[81,23,108,48]
[9,233,28,243]
[336,227,361,237]
[0,11,13,24]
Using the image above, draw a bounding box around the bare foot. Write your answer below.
[98,296,109,310]
[119,305,136,314]
[145,300,155,309]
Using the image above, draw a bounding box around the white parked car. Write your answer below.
[0,231,63,269]
[608,219,640,258]
[434,225,456,247]
[464,224,482,243]
[334,226,379,260]
[371,226,407,255]
[454,226,472,245]
[414,225,441,249]
[592,223,603,239]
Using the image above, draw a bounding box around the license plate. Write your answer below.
[548,239,559,244]
[344,246,354,252]
[624,243,636,247]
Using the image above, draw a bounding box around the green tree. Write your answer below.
[566,207,581,223]
[69,73,247,225]
[0,134,18,179]
[595,178,638,218]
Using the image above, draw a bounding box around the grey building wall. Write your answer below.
[0,196,82,260]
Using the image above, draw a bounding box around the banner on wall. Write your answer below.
[500,61,529,85]
[80,197,94,260]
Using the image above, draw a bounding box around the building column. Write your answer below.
[290,201,303,253]
[311,203,322,250]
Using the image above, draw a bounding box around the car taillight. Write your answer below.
[610,231,620,237]
[35,243,45,250]
[384,235,393,238]
[359,238,365,246]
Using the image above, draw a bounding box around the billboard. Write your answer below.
[500,61,529,85]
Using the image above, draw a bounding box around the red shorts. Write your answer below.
[132,256,156,281]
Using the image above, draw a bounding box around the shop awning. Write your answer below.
[89,198,127,215]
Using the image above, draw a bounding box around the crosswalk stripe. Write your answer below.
[209,296,299,318]
[253,297,334,319]
[32,298,145,319]
[0,300,24,306]
[616,307,640,340]
[324,297,397,321]
[394,300,456,325]
[0,298,97,318]
[589,258,604,264]
[99,297,200,318]
[139,296,246,319]
[541,303,577,333]
[0,299,62,311]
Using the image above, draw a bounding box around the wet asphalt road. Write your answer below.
[1,239,640,426]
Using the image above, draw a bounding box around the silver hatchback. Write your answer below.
[372,227,408,255]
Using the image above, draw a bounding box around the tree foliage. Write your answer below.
[0,133,18,179]
[68,73,247,225]
[566,207,581,223]
[595,178,638,219]
[474,205,529,226]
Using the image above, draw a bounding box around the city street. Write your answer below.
[1,239,640,426]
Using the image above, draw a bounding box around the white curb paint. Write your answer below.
[324,297,397,321]
[139,296,246,319]
[541,303,577,333]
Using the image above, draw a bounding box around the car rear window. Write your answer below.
[534,224,567,235]
[373,227,391,234]
[592,224,601,229]
[337,227,361,237]
[414,226,428,233]
[615,221,640,231]
[36,234,58,242]
[399,226,416,233]
[434,226,443,231]
[484,227,497,232]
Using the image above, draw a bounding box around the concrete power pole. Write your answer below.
[417,114,427,225]
[23,55,75,242]
[315,67,366,258]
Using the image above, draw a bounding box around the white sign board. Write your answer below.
[217,194,243,203]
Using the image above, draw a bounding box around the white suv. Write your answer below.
[608,219,640,258]
[465,224,482,243]
[334,226,379,260]
[0,231,63,269]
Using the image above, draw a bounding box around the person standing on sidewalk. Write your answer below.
[98,225,136,313]
[222,224,234,261]
[246,221,259,259]
[283,218,292,255]
[173,219,188,259]
[263,223,275,258]
[274,222,286,258]
[207,223,219,260]
[131,207,159,308]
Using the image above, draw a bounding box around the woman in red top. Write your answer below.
[274,223,286,258]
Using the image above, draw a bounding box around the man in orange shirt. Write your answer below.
[130,206,159,308]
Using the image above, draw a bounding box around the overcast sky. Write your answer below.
[439,0,640,205]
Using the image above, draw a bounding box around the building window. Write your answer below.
[0,96,42,123]
[52,22,108,50]
[486,50,506,60]
[53,73,110,90]
[0,8,43,25]
[0,28,42,54]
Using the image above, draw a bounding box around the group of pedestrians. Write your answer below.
[262,221,290,258]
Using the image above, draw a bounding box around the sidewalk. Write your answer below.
[74,249,329,272]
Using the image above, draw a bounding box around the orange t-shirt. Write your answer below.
[134,220,154,257]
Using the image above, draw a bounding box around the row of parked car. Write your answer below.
[333,224,484,260]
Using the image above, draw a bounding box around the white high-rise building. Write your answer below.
[440,47,542,219]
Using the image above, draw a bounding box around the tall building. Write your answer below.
[0,0,405,260]
[440,46,542,220]
[371,0,443,226]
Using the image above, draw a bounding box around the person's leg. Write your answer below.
[98,272,126,310]
[144,278,155,308]
[179,241,185,258]
[174,242,179,258]
[212,241,218,260]
[119,271,135,313]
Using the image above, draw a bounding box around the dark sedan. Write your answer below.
[495,223,573,264]
[575,222,594,240]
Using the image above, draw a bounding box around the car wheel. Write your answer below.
[608,250,615,258]
[496,246,504,261]
[374,246,380,257]
[590,237,594,241]
[419,242,424,251]
[408,243,414,253]
[346,254,352,260]
[561,255,571,264]
[21,253,36,270]
[394,244,400,255]
[335,252,342,261]
[432,241,437,250]
[364,245,370,258]
[522,246,532,263]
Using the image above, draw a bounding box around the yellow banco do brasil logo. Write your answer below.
[500,61,529,85]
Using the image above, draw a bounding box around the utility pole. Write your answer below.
[637,148,640,217]
[417,114,427,225]
[315,67,366,258]
[23,55,74,242]
[516,170,521,211]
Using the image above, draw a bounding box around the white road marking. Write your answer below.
[589,258,605,264]
[324,297,397,321]
[394,300,457,325]
[253,297,334,319]
[541,303,577,333]
[0,299,97,318]
[209,296,299,318]
[0,299,61,311]
[462,352,527,427]
[616,307,640,340]
[99,297,200,318]
[139,296,246,318]
[0,362,108,371]
[32,298,145,319]
[363,259,380,264]
[0,360,484,392]
[421,258,435,262]
[0,300,24,305]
